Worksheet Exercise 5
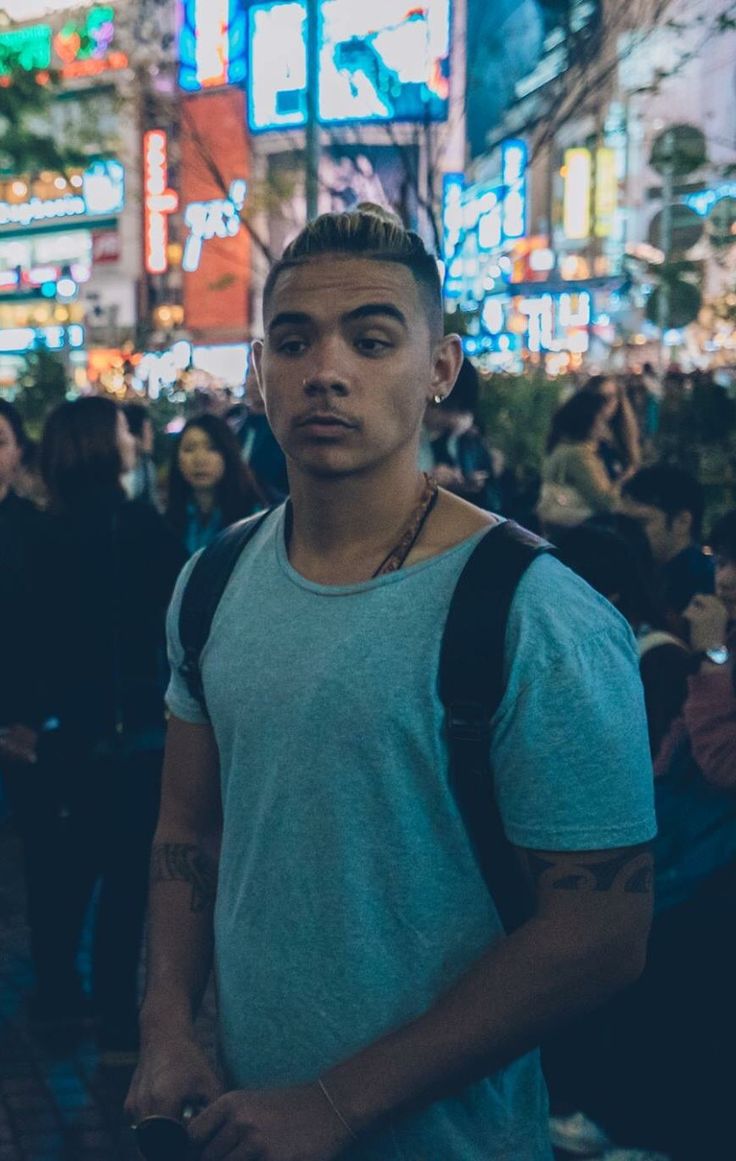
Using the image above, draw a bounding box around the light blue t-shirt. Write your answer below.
[166,506,656,1161]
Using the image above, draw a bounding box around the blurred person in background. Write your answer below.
[235,350,289,505]
[581,373,641,483]
[421,356,507,512]
[537,392,618,537]
[165,413,263,556]
[122,401,160,510]
[17,396,186,1062]
[620,464,714,626]
[0,404,56,975]
[546,518,736,1160]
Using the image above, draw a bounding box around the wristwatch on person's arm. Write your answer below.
[694,644,731,670]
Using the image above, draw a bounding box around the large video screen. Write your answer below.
[248,0,451,131]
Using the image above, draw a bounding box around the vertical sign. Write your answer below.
[143,130,178,275]
[501,139,527,241]
[180,89,250,335]
[563,148,592,240]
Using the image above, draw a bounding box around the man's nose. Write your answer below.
[302,339,350,395]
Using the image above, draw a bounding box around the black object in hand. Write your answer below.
[134,1115,193,1160]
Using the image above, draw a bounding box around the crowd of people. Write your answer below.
[0,202,733,1161]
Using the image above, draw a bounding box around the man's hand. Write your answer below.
[124,1030,224,1125]
[0,724,38,765]
[188,1081,354,1161]
[683,593,729,653]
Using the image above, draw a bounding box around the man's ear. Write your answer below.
[251,340,266,401]
[429,334,463,405]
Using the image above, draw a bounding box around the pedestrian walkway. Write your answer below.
[0,815,217,1161]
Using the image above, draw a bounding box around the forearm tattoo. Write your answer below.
[524,847,654,895]
[150,843,217,913]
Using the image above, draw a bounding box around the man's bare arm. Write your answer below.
[126,716,224,1123]
[140,715,221,1032]
[324,843,653,1132]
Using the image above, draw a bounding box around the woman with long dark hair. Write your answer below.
[35,396,186,1062]
[166,413,262,554]
[537,392,618,536]
[582,373,641,484]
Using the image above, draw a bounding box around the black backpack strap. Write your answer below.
[440,520,555,932]
[179,508,276,714]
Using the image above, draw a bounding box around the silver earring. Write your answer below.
[432,394,444,404]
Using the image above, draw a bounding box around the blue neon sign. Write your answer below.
[178,0,247,92]
[248,0,451,132]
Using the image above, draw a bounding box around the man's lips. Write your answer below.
[295,413,357,429]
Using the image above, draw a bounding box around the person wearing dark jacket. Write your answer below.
[28,396,186,1062]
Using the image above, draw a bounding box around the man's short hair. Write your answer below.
[262,203,443,341]
[622,464,705,539]
[709,509,736,561]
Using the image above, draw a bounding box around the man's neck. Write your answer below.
[288,461,429,584]
[0,483,9,504]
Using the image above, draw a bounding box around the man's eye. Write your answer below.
[277,338,307,355]
[355,337,390,354]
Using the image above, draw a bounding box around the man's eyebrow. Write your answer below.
[267,311,313,333]
[268,303,409,334]
[343,303,408,328]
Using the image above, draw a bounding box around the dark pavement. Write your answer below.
[0,812,216,1161]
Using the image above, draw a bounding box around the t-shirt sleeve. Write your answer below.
[165,552,211,725]
[490,555,657,851]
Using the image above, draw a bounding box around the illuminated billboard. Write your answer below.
[248,0,451,131]
[267,143,418,255]
[0,160,124,233]
[180,89,250,336]
[0,7,128,80]
[178,0,247,91]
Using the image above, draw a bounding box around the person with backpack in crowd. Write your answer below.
[620,464,714,625]
[23,396,187,1061]
[545,517,736,1160]
[165,413,263,556]
[125,205,655,1161]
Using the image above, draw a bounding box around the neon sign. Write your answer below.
[143,131,179,275]
[0,8,127,80]
[501,139,527,241]
[563,149,592,241]
[182,179,247,273]
[54,6,128,78]
[178,0,247,92]
[0,160,125,231]
[248,0,451,131]
[0,324,85,355]
[0,25,51,75]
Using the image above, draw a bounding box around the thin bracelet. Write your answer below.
[316,1077,359,1141]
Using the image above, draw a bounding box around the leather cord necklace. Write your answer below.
[371,472,439,577]
[284,472,439,581]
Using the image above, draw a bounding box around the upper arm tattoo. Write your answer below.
[524,847,653,895]
[150,843,217,913]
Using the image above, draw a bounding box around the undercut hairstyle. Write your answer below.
[40,395,124,513]
[262,204,444,340]
[622,464,705,540]
[708,509,736,562]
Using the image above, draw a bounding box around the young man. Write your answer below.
[620,464,714,619]
[126,208,656,1161]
